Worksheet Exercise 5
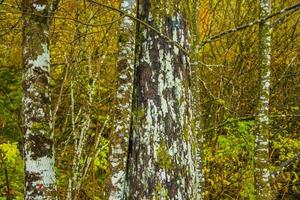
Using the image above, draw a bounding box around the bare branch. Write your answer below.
[271,153,300,177]
[87,0,189,55]
[200,2,300,47]
[201,114,300,134]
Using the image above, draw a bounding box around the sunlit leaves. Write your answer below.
[0,142,20,164]
[204,119,255,199]
[93,138,109,171]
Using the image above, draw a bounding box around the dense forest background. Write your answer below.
[0,0,299,199]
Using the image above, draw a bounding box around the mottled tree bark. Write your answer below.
[127,1,198,199]
[22,1,56,199]
[108,0,136,199]
[255,0,273,199]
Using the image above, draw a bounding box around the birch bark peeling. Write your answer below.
[127,1,197,199]
[108,0,136,199]
[22,0,56,199]
[255,0,272,199]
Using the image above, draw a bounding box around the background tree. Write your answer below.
[190,0,205,198]
[195,0,299,199]
[50,1,118,199]
[254,0,273,199]
[108,0,136,199]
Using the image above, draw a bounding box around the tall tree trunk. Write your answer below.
[255,0,272,199]
[22,1,56,199]
[108,0,136,199]
[127,1,198,199]
[190,0,204,198]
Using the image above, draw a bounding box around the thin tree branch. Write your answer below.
[271,153,300,177]
[200,114,300,134]
[4,163,11,200]
[50,0,60,14]
[0,10,124,27]
[200,2,300,47]
[0,17,21,38]
[87,0,189,55]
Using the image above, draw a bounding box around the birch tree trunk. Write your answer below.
[255,0,273,199]
[108,0,136,199]
[190,1,204,198]
[22,0,56,199]
[127,1,198,199]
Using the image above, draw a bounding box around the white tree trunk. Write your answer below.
[66,52,103,200]
[255,0,273,199]
[190,1,204,198]
[22,1,56,199]
[108,0,136,199]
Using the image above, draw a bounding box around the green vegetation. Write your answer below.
[0,0,299,199]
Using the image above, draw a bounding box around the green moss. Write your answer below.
[119,32,129,44]
[155,182,169,199]
[132,108,144,127]
[157,142,172,170]
[32,122,43,130]
[136,108,145,119]
[182,127,189,141]
[31,122,50,133]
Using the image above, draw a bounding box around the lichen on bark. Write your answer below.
[108,0,136,199]
[254,0,273,199]
[22,1,56,199]
[127,1,198,199]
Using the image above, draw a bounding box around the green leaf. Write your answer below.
[0,142,20,164]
